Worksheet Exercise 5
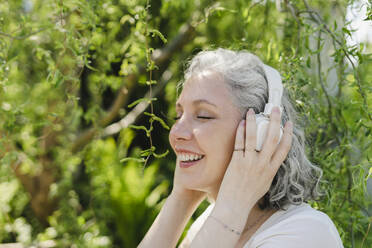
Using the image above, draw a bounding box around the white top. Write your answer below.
[180,203,344,248]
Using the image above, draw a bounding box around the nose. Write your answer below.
[170,117,193,141]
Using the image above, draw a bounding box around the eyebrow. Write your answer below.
[176,99,217,108]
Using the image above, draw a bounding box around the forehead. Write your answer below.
[177,71,233,107]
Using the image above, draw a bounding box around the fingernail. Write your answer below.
[272,107,280,113]
[248,108,255,115]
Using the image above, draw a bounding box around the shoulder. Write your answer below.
[248,203,344,248]
[179,203,215,247]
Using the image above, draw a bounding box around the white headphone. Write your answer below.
[255,64,284,151]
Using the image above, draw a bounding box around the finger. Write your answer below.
[260,106,281,162]
[233,119,246,157]
[245,108,257,156]
[270,121,293,172]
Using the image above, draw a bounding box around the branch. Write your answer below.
[71,23,195,153]
[284,0,372,121]
[315,29,333,125]
[0,28,48,40]
[0,240,56,248]
[300,0,372,121]
[0,7,79,41]
[103,70,173,137]
[361,218,371,248]
[284,0,302,55]
[346,165,355,247]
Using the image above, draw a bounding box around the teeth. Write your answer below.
[179,153,204,162]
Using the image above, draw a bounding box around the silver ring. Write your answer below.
[234,148,245,152]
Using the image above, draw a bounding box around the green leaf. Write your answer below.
[342,27,352,37]
[127,97,157,108]
[128,124,153,137]
[148,29,167,43]
[146,60,159,71]
[84,56,98,71]
[144,112,170,130]
[140,146,156,157]
[128,124,147,131]
[356,51,363,64]
[120,157,145,163]
[146,80,157,85]
[120,15,135,25]
[145,180,169,206]
[153,149,169,158]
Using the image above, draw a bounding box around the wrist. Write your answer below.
[169,190,205,210]
[170,188,206,204]
[208,214,243,236]
[211,200,254,232]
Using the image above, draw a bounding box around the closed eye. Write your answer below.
[173,116,214,120]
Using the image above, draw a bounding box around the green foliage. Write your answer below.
[84,137,169,248]
[0,0,371,247]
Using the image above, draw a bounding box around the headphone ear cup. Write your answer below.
[255,115,284,152]
[255,115,269,151]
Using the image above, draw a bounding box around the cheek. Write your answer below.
[196,124,237,165]
[168,125,180,151]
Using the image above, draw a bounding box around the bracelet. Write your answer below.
[209,215,242,236]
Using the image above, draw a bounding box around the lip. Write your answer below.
[179,156,204,168]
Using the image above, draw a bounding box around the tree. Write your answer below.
[0,0,371,247]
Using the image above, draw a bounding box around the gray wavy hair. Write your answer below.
[178,48,323,209]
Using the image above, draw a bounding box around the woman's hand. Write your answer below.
[139,158,206,248]
[170,162,207,206]
[213,107,293,223]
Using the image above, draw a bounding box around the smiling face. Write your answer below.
[169,71,242,196]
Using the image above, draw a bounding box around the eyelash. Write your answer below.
[173,116,213,120]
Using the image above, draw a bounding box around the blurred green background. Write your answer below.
[0,0,371,247]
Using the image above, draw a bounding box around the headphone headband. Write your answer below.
[262,64,283,115]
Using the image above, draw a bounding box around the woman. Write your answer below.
[138,49,343,247]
